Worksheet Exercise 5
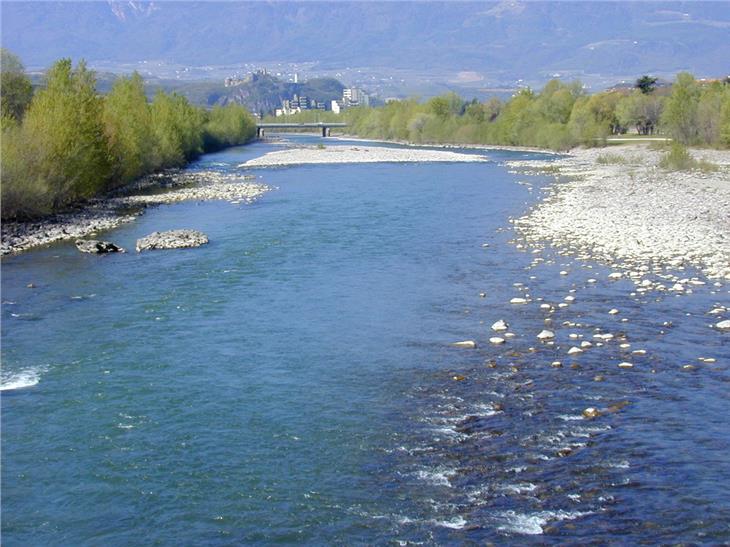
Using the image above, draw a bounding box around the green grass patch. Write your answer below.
[659,143,719,172]
[596,153,629,165]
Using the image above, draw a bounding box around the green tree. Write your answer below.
[22,59,111,207]
[662,72,700,144]
[103,72,155,184]
[720,87,730,147]
[203,103,256,151]
[696,82,729,146]
[0,49,33,120]
[636,75,658,94]
[150,91,204,168]
[428,96,450,119]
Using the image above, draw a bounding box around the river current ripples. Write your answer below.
[2,136,729,544]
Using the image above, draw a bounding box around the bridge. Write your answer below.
[256,122,347,138]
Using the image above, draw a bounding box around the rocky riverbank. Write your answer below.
[512,144,730,280]
[1,170,269,256]
[239,144,488,168]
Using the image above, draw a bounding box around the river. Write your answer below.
[2,135,729,544]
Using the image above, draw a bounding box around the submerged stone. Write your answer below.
[582,407,600,419]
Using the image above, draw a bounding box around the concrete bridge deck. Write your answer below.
[256,122,347,138]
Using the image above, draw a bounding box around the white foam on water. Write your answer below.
[496,510,593,535]
[500,482,538,494]
[605,460,630,469]
[466,486,491,503]
[432,515,468,529]
[430,426,468,440]
[0,367,45,391]
[470,403,500,415]
[414,466,457,487]
[558,414,584,421]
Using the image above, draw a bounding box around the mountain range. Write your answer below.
[2,1,729,87]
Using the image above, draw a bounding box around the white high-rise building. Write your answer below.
[343,88,369,107]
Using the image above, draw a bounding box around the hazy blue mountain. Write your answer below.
[2,1,729,81]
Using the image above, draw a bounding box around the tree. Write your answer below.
[428,96,450,119]
[103,72,155,184]
[22,59,111,207]
[0,49,33,120]
[636,75,658,95]
[150,91,205,168]
[721,88,730,147]
[203,103,256,151]
[661,72,700,144]
[696,82,730,146]
[616,92,664,135]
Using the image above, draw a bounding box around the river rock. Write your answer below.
[716,319,730,331]
[537,329,554,340]
[136,230,209,252]
[510,297,529,304]
[492,319,509,331]
[567,346,583,355]
[75,239,125,254]
[489,337,506,345]
[582,407,600,419]
[451,340,477,349]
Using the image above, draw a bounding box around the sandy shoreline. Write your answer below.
[239,145,489,168]
[512,144,730,280]
[1,171,269,256]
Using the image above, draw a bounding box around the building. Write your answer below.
[277,95,326,116]
[224,69,269,88]
[342,87,369,107]
[330,100,342,114]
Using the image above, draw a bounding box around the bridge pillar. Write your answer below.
[256,127,262,138]
[321,126,327,138]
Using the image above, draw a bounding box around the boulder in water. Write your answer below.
[451,340,477,349]
[136,230,209,252]
[715,319,730,331]
[491,319,509,331]
[75,239,125,254]
[582,407,600,419]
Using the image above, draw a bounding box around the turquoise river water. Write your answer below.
[2,136,729,544]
